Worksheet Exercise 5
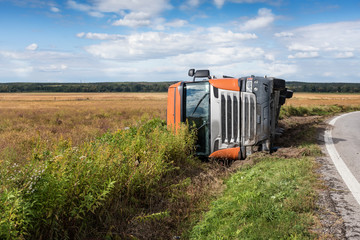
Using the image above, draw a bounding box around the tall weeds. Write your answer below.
[280,104,360,118]
[0,119,198,239]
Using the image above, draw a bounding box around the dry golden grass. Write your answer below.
[285,93,360,107]
[0,93,167,163]
[0,92,167,108]
[2,92,360,164]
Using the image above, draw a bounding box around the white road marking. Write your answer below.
[324,111,360,206]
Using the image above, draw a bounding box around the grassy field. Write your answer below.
[0,93,167,163]
[285,92,360,106]
[1,92,360,239]
[1,92,356,163]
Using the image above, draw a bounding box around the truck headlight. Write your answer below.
[246,80,253,92]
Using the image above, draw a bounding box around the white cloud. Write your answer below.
[323,72,333,77]
[214,0,276,9]
[93,0,171,15]
[288,43,319,52]
[152,18,190,31]
[67,0,91,12]
[88,11,104,18]
[50,6,60,13]
[274,20,360,83]
[284,21,360,54]
[85,32,197,59]
[0,49,76,79]
[0,51,24,59]
[274,31,293,38]
[165,19,188,28]
[207,27,258,42]
[265,53,275,61]
[83,29,257,60]
[288,51,319,59]
[68,0,172,27]
[0,50,74,64]
[334,51,354,59]
[26,43,38,51]
[0,58,34,78]
[66,0,108,18]
[214,0,226,8]
[77,32,125,40]
[68,0,171,20]
[181,0,201,9]
[101,66,139,77]
[173,47,265,66]
[76,32,85,38]
[240,8,274,31]
[39,64,68,72]
[13,66,34,77]
[113,12,151,27]
[323,46,355,52]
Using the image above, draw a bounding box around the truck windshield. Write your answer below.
[184,82,210,156]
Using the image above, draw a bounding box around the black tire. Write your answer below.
[279,96,286,105]
[273,78,285,90]
[240,147,246,160]
[269,138,275,154]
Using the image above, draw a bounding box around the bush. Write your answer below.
[0,118,198,239]
[280,104,360,118]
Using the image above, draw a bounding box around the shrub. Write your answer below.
[0,118,198,239]
[280,104,360,118]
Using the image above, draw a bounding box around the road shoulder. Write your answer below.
[316,115,360,239]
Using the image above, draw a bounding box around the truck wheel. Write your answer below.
[273,79,285,90]
[269,137,277,153]
[240,147,246,160]
[279,96,286,105]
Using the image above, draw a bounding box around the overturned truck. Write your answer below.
[167,69,293,160]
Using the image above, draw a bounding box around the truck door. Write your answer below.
[184,82,210,157]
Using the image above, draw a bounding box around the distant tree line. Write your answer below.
[286,82,360,93]
[0,82,175,93]
[0,81,360,93]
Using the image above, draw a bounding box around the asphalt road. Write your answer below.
[322,111,360,239]
[332,111,360,183]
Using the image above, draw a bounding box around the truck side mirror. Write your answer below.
[286,90,293,98]
[194,70,210,79]
[188,69,211,82]
[188,69,195,77]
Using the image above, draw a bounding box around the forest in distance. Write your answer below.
[0,81,360,93]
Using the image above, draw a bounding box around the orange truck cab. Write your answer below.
[167,69,293,160]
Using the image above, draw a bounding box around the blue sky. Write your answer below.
[0,0,360,82]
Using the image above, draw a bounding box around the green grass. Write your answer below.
[0,118,200,239]
[280,104,360,118]
[189,155,318,239]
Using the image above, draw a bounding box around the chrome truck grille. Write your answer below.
[241,92,257,146]
[210,88,257,152]
[220,92,240,145]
